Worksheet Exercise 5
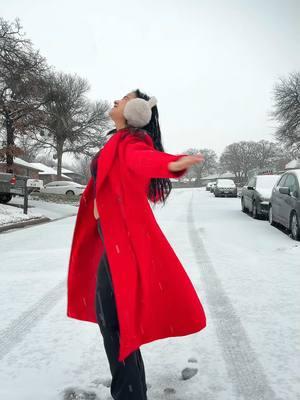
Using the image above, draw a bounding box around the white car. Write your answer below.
[41,181,86,196]
[214,178,237,197]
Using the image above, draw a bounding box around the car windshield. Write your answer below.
[256,175,281,189]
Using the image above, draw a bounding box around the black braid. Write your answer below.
[133,88,172,205]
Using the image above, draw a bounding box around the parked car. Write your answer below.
[214,179,237,197]
[40,181,86,196]
[209,181,216,192]
[241,174,281,219]
[206,182,215,191]
[268,169,300,240]
[0,172,29,203]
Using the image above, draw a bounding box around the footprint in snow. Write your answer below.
[181,367,198,380]
[62,387,99,400]
[164,387,176,395]
[91,377,112,388]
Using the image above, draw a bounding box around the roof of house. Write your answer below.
[201,174,218,180]
[201,171,235,180]
[5,157,44,171]
[61,167,76,173]
[285,159,300,169]
[29,162,71,179]
[218,172,235,178]
[2,156,82,179]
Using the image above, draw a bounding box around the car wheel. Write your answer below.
[268,205,276,226]
[241,197,247,213]
[0,194,13,203]
[252,201,259,219]
[66,190,75,197]
[290,212,300,241]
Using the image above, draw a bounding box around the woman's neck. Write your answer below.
[115,122,128,131]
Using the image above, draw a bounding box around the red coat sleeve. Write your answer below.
[124,135,188,179]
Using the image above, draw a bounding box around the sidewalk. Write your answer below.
[0,197,78,233]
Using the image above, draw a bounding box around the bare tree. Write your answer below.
[184,148,218,182]
[0,18,48,171]
[271,71,300,155]
[253,140,280,169]
[14,134,45,162]
[220,140,291,180]
[29,71,110,178]
[68,156,92,182]
[220,141,258,180]
[35,152,57,168]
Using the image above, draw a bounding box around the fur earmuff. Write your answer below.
[123,96,157,128]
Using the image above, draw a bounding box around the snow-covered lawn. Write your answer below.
[0,188,298,400]
[0,203,43,226]
[0,196,79,227]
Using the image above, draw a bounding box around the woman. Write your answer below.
[67,89,207,400]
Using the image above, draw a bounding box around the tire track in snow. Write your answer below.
[0,280,65,360]
[187,190,280,400]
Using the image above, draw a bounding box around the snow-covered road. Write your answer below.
[0,188,299,400]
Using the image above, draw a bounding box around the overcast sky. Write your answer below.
[3,0,300,157]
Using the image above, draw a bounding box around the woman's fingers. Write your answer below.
[185,154,205,164]
[170,155,204,171]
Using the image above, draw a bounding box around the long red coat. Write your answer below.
[67,128,207,362]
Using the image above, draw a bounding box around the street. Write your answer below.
[0,187,299,400]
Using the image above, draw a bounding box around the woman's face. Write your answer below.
[109,91,137,122]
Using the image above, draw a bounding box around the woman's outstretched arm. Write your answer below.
[124,135,204,179]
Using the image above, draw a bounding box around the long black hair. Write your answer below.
[132,88,172,205]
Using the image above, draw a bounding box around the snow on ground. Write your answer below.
[188,188,300,400]
[0,195,78,227]
[0,188,299,400]
[9,195,78,220]
[0,203,43,226]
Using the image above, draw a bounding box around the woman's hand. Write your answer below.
[168,154,204,172]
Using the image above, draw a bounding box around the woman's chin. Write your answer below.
[108,115,115,125]
[109,109,119,121]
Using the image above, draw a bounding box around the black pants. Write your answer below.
[95,218,148,400]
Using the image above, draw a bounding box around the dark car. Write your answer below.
[241,174,281,219]
[209,181,216,192]
[206,182,214,191]
[269,169,300,240]
[0,172,29,203]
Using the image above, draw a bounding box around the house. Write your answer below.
[29,162,73,185]
[0,157,43,178]
[200,172,237,185]
[59,167,86,185]
[1,156,85,185]
[285,159,300,170]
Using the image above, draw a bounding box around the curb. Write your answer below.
[0,217,51,233]
[0,213,78,233]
